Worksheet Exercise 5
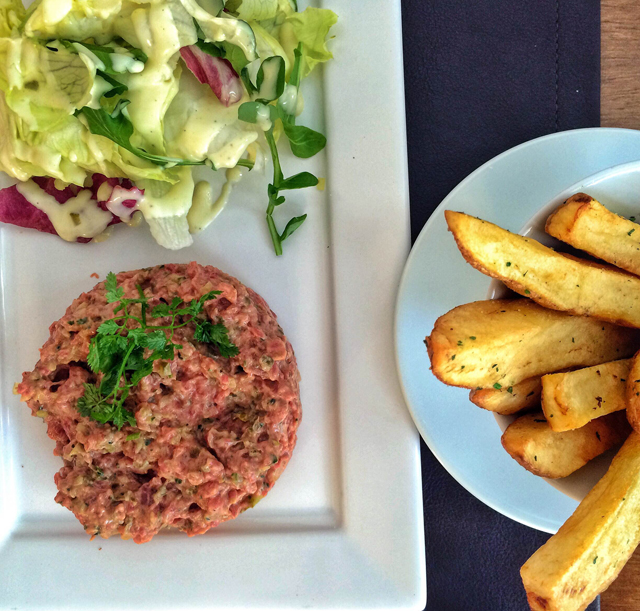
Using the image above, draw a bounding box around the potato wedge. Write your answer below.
[521,432,640,611]
[470,376,541,415]
[625,351,640,435]
[501,412,630,479]
[541,360,630,432]
[446,210,640,328]
[425,299,639,389]
[546,193,640,277]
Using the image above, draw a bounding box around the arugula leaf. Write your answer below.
[195,39,225,57]
[77,276,237,429]
[60,40,147,75]
[77,103,210,168]
[219,41,251,74]
[97,70,127,98]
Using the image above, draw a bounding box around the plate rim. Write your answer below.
[395,126,640,533]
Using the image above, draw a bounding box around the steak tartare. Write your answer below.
[17,262,301,542]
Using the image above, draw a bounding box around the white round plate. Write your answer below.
[395,128,640,534]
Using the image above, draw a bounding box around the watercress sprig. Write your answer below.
[77,272,238,429]
[238,44,326,255]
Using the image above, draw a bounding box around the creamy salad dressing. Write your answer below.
[125,4,182,152]
[72,43,106,71]
[110,53,145,74]
[88,75,115,109]
[17,180,112,241]
[164,70,259,168]
[255,104,272,131]
[187,167,241,233]
[105,185,144,221]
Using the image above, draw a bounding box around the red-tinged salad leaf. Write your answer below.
[180,44,243,107]
[0,174,145,242]
[0,184,57,235]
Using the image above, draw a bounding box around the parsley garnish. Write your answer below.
[77,272,238,429]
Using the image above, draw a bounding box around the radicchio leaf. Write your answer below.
[0,175,145,242]
[180,45,243,107]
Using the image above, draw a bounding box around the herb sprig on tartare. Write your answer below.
[77,272,238,429]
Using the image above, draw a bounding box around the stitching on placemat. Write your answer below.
[554,0,560,131]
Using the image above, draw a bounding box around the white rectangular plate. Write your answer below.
[0,1,425,609]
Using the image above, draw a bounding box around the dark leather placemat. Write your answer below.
[400,1,600,609]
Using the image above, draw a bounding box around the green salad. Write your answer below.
[0,0,337,253]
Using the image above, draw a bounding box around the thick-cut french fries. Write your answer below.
[425,299,639,389]
[501,412,630,479]
[445,210,640,328]
[541,360,630,432]
[546,193,640,277]
[470,376,541,415]
[521,432,640,611]
[625,351,640,435]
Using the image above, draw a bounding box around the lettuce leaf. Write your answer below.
[285,7,336,76]
[0,39,94,131]
[0,0,24,36]
[23,0,123,42]
[137,166,194,249]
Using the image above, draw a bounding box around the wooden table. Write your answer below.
[598,4,640,608]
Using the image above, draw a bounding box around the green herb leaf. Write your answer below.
[194,321,239,357]
[279,172,318,191]
[77,104,209,167]
[280,214,307,241]
[219,41,250,74]
[97,70,127,98]
[151,303,171,318]
[194,39,225,57]
[77,275,237,429]
[282,123,326,158]
[105,271,124,303]
[97,319,120,336]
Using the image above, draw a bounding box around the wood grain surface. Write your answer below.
[599,3,640,609]
[601,0,640,129]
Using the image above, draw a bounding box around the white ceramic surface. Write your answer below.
[0,1,426,609]
[396,128,640,534]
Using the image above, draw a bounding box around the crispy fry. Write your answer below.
[501,412,630,479]
[425,299,639,389]
[470,376,541,415]
[546,194,640,277]
[625,351,640,435]
[445,210,640,328]
[541,360,630,432]
[521,432,640,611]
